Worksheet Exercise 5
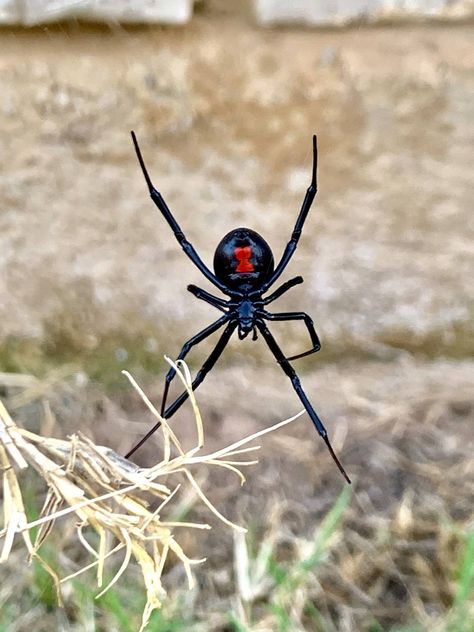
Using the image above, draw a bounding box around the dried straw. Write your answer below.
[0,358,303,631]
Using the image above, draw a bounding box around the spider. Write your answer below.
[126,131,350,484]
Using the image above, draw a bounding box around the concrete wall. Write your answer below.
[255,0,474,25]
[0,0,472,25]
[0,0,193,25]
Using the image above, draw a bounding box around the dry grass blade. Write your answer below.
[0,360,303,631]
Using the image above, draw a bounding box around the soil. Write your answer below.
[0,18,472,353]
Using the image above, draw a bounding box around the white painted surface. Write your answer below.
[0,0,193,25]
[1,0,472,25]
[254,0,474,25]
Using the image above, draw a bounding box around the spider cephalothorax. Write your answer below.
[126,131,350,484]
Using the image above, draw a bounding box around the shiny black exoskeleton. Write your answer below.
[126,131,350,484]
[214,228,274,292]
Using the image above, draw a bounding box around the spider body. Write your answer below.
[126,131,350,484]
[213,227,274,291]
[236,299,259,338]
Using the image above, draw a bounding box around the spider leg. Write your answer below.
[188,284,230,313]
[162,321,236,418]
[125,322,236,459]
[261,135,318,293]
[131,131,233,296]
[262,310,321,361]
[260,276,303,305]
[256,321,350,484]
[160,315,229,417]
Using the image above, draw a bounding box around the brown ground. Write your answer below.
[0,17,473,349]
[0,9,473,632]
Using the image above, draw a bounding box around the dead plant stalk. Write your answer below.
[0,358,304,631]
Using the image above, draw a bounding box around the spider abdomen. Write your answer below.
[213,227,274,292]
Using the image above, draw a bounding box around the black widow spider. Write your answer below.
[126,131,350,484]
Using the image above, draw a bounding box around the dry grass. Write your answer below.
[0,359,304,631]
[222,370,474,631]
[0,359,473,631]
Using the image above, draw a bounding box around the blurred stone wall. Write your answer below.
[254,0,474,25]
[0,0,193,25]
[0,0,472,25]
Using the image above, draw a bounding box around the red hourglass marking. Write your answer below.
[234,246,254,272]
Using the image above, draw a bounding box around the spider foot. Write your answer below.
[285,345,321,362]
[323,435,351,484]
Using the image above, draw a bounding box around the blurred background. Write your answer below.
[0,1,473,630]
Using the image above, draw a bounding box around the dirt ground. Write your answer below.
[0,9,473,632]
[0,17,473,350]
